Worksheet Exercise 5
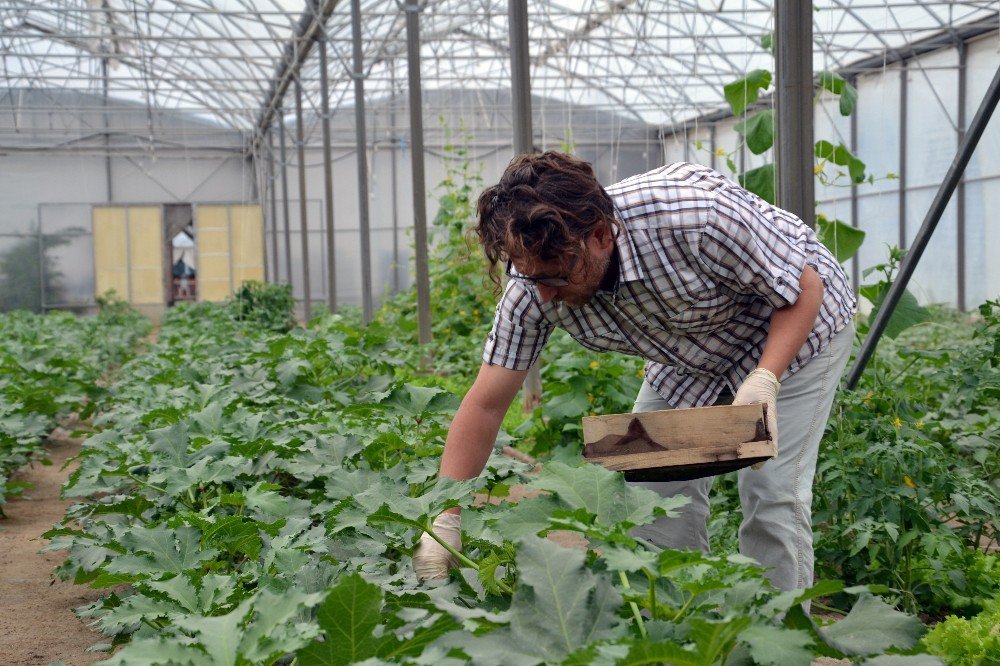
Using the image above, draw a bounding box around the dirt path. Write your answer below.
[0,433,107,666]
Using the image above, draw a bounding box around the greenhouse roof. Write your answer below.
[2,0,997,136]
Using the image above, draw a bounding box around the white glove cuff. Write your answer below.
[434,512,462,529]
[748,367,780,394]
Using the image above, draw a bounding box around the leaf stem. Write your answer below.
[618,571,647,638]
[811,601,847,616]
[424,518,514,596]
[643,568,658,621]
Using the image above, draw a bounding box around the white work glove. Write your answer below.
[413,513,462,581]
[733,368,780,470]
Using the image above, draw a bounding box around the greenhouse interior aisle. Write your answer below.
[0,435,106,666]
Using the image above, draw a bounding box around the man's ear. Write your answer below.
[592,220,615,252]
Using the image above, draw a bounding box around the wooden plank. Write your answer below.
[587,440,775,472]
[582,403,769,454]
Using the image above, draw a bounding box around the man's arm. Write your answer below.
[440,362,528,484]
[757,265,824,379]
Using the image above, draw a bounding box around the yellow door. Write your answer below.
[92,205,164,304]
[196,204,264,302]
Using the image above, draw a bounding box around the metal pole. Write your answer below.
[845,63,1000,390]
[295,77,312,322]
[404,0,432,347]
[509,0,542,409]
[350,0,374,322]
[849,75,860,291]
[103,56,113,202]
[389,70,400,295]
[278,110,293,285]
[956,41,967,312]
[319,34,337,311]
[774,0,814,227]
[899,63,908,248]
[267,128,279,282]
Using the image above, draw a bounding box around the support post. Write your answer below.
[509,0,542,410]
[849,74,860,290]
[404,0,432,348]
[774,0,814,228]
[295,78,312,323]
[268,129,279,281]
[318,34,337,311]
[278,111,293,285]
[899,63,908,248]
[351,0,374,322]
[956,41,967,311]
[845,63,1000,390]
[102,56,113,203]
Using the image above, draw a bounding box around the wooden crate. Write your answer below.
[582,403,774,481]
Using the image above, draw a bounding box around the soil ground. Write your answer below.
[0,433,107,666]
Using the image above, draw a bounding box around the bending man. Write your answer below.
[414,152,856,593]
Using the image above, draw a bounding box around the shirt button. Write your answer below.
[699,313,708,320]
[676,369,686,377]
[672,346,680,353]
[776,277,785,285]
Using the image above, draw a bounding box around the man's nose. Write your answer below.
[536,284,558,303]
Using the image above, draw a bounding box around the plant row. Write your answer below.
[41,297,959,665]
[0,294,149,511]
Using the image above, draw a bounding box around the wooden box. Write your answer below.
[582,403,775,481]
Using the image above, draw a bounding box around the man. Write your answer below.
[413,152,856,593]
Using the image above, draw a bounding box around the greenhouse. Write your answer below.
[0,1,998,664]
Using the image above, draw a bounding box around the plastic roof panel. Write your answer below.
[1,0,996,134]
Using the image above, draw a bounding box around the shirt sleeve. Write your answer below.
[482,281,553,370]
[696,184,810,309]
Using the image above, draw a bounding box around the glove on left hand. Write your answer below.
[733,368,780,470]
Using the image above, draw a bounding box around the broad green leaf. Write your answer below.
[202,515,263,559]
[452,536,624,665]
[147,574,200,612]
[859,283,933,339]
[724,69,772,116]
[508,536,623,660]
[528,461,687,529]
[734,110,774,155]
[739,163,776,204]
[175,599,253,666]
[491,495,566,540]
[687,616,753,663]
[240,589,323,663]
[819,594,925,656]
[109,526,219,577]
[818,70,859,116]
[99,636,210,665]
[817,216,866,263]
[739,624,814,666]
[815,140,866,183]
[297,574,388,666]
[147,422,191,466]
[619,640,702,665]
[601,545,658,573]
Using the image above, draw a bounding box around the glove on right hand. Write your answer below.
[413,512,462,581]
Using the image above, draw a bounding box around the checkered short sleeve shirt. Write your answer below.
[482,162,858,408]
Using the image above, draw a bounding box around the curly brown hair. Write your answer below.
[474,151,619,292]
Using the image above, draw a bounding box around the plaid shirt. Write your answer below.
[482,162,857,408]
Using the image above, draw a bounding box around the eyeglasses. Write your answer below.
[505,257,577,288]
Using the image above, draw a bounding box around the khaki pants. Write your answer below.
[629,322,855,592]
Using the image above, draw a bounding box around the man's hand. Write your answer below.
[413,513,462,581]
[733,368,780,469]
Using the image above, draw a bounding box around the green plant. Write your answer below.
[920,596,1000,665]
[230,280,296,332]
[41,299,940,664]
